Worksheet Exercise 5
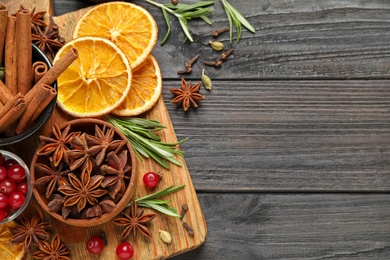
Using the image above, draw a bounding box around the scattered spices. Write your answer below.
[185,54,200,70]
[32,234,70,260]
[203,60,223,68]
[182,222,194,236]
[177,54,200,75]
[159,230,172,244]
[201,69,212,90]
[211,27,229,37]
[180,203,189,220]
[113,202,157,240]
[170,77,205,111]
[13,5,47,33]
[221,47,234,60]
[31,17,64,59]
[8,215,51,251]
[209,40,224,51]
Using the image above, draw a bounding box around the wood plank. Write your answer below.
[171,193,390,259]
[161,80,390,192]
[53,0,390,79]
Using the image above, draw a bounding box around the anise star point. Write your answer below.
[170,77,205,111]
[33,234,70,260]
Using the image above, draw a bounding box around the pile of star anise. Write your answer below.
[33,122,133,220]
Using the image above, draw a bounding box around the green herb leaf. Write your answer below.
[146,0,214,44]
[129,185,186,217]
[221,0,256,43]
[105,115,187,169]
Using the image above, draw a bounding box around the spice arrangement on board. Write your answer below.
[0,0,255,258]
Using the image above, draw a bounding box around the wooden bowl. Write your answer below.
[30,118,137,227]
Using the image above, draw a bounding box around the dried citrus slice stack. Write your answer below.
[53,36,132,117]
[112,55,162,116]
[73,2,158,70]
[0,221,24,260]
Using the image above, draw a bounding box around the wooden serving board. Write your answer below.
[3,1,207,259]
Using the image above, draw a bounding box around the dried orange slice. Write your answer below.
[53,36,132,117]
[0,221,24,260]
[73,2,158,70]
[112,55,162,116]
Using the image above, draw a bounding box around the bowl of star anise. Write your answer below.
[30,118,137,227]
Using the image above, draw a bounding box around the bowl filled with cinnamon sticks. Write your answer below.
[0,6,78,146]
[0,43,57,146]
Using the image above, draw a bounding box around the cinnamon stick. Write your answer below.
[0,93,23,119]
[0,79,13,105]
[24,47,78,104]
[0,97,26,134]
[16,84,55,134]
[28,87,57,128]
[16,9,32,95]
[0,5,8,67]
[31,61,48,84]
[5,16,17,95]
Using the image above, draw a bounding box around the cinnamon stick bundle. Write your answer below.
[15,9,32,95]
[0,5,8,67]
[0,79,13,106]
[5,16,17,95]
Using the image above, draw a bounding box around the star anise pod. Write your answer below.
[100,150,131,199]
[33,234,70,260]
[14,5,47,33]
[113,202,157,240]
[8,215,51,251]
[170,77,205,111]
[37,124,80,167]
[85,125,125,166]
[32,23,64,59]
[66,133,96,174]
[58,172,107,212]
[33,159,71,198]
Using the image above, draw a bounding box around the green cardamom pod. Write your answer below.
[0,67,4,83]
[201,69,212,90]
[159,230,172,244]
[209,41,224,51]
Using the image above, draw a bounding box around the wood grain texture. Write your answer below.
[54,0,390,80]
[162,80,390,192]
[172,193,390,260]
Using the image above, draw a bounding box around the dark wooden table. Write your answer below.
[54,0,390,259]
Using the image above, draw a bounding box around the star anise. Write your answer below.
[170,77,205,111]
[66,134,96,174]
[13,5,47,33]
[85,125,125,166]
[113,202,157,240]
[33,159,71,198]
[37,124,80,167]
[33,234,70,260]
[32,23,64,59]
[100,150,131,199]
[58,172,107,212]
[8,215,50,251]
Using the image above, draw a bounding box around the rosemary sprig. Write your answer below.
[129,185,186,217]
[221,0,255,43]
[145,0,214,45]
[105,115,187,169]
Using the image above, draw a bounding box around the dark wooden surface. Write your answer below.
[53,0,390,259]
